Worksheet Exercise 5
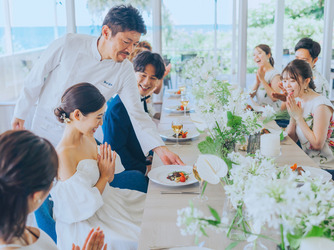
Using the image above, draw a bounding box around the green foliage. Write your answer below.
[197,113,249,158]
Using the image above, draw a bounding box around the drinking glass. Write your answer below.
[192,164,208,202]
[178,85,186,93]
[171,120,183,147]
[180,95,190,117]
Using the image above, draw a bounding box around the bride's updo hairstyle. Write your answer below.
[54,82,106,123]
[281,59,316,91]
[0,130,58,243]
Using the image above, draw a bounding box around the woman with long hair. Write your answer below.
[250,44,282,111]
[283,59,334,173]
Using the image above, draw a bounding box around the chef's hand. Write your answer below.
[11,117,25,130]
[153,146,185,165]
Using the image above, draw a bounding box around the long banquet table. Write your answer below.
[137,92,320,250]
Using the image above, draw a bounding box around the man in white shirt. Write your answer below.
[11,5,183,165]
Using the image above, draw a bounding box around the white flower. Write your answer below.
[196,154,228,184]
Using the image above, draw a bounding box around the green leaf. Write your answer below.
[223,157,235,171]
[201,181,208,196]
[200,226,209,237]
[208,206,221,223]
[227,112,242,127]
[287,232,302,249]
[305,226,325,238]
[225,241,241,250]
[198,136,217,155]
[280,130,284,141]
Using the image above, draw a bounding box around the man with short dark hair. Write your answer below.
[103,51,166,184]
[295,37,329,97]
[12,5,183,165]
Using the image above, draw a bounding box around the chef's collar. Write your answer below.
[92,36,102,61]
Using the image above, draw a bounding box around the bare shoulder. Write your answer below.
[57,146,78,181]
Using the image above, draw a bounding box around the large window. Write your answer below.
[0,0,6,55]
[0,0,66,102]
[10,0,66,53]
[75,0,153,42]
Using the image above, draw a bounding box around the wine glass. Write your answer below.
[178,85,186,93]
[171,120,183,147]
[192,164,208,202]
[180,95,190,117]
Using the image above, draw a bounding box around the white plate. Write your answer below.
[166,89,182,97]
[148,165,198,186]
[165,105,194,113]
[160,128,200,141]
[298,166,332,182]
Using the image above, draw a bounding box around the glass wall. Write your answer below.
[75,0,153,42]
[162,0,233,87]
[283,0,325,68]
[10,0,65,53]
[0,0,66,102]
[0,0,6,55]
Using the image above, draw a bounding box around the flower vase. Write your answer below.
[221,141,236,158]
[222,197,247,241]
[247,132,260,154]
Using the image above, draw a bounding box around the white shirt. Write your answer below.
[255,68,281,112]
[13,33,163,154]
[312,66,330,98]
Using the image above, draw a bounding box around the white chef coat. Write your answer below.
[13,33,164,154]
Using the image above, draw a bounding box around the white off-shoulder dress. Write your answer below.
[50,159,146,250]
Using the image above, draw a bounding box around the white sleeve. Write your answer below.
[118,68,164,154]
[13,35,66,120]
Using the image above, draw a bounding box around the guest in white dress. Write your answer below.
[50,83,146,250]
[283,59,334,174]
[295,37,330,97]
[250,44,282,112]
[0,130,106,250]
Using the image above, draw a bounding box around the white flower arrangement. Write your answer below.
[177,152,334,249]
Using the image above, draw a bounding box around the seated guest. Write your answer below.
[0,130,106,250]
[250,44,282,112]
[283,59,334,174]
[128,40,152,62]
[295,37,329,97]
[128,40,171,95]
[51,83,145,250]
[103,51,166,180]
[134,51,166,118]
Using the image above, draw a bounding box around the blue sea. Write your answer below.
[0,24,232,52]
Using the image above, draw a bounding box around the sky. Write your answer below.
[0,0,264,27]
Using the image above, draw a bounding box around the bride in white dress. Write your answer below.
[50,83,146,250]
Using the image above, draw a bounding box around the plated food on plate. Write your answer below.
[172,130,188,138]
[164,105,194,113]
[167,171,190,183]
[147,165,198,186]
[159,128,200,141]
[290,163,305,175]
[287,164,332,182]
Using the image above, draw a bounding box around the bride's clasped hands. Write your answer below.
[97,142,117,184]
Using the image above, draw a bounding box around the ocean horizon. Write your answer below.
[0,24,232,53]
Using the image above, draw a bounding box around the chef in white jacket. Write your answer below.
[12,5,183,165]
